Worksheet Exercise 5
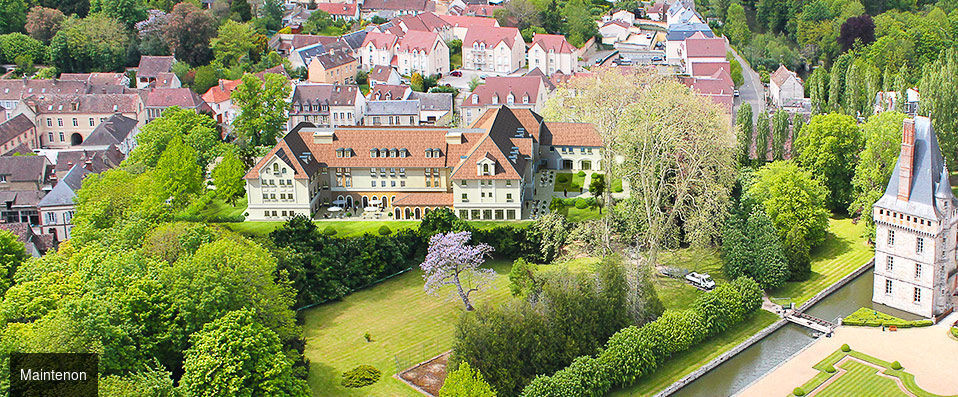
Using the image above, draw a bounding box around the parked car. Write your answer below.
[685,272,715,290]
[450,70,462,77]
[733,90,740,97]
[651,55,663,62]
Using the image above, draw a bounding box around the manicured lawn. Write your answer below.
[771,217,872,306]
[301,260,514,396]
[654,248,726,310]
[198,196,247,219]
[610,311,780,396]
[842,307,932,327]
[566,206,603,222]
[795,348,949,397]
[554,172,586,192]
[816,360,906,397]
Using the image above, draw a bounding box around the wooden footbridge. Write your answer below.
[785,311,837,334]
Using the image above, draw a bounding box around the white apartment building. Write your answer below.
[526,33,579,75]
[462,27,525,73]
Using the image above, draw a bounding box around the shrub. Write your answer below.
[557,174,570,184]
[891,361,902,370]
[363,332,371,342]
[951,327,958,338]
[841,343,850,352]
[793,387,806,396]
[341,365,381,388]
[378,225,391,236]
[574,198,589,209]
[825,365,836,373]
[323,226,337,236]
[577,170,586,177]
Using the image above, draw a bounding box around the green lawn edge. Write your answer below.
[795,348,958,397]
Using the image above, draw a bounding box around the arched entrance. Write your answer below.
[362,196,368,207]
[70,133,83,146]
[382,196,388,206]
[345,196,353,209]
[405,208,412,218]
[394,208,401,219]
[424,208,431,216]
[581,160,591,170]
[415,207,421,219]
[562,159,573,169]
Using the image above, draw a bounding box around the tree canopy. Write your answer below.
[794,113,863,211]
[231,73,291,146]
[49,14,129,72]
[849,111,906,238]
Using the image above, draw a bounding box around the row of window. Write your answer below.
[884,279,922,303]
[369,149,409,158]
[459,179,513,187]
[264,210,295,218]
[555,146,596,154]
[460,192,513,202]
[458,208,517,220]
[878,209,934,226]
[46,117,105,128]
[262,193,295,201]
[885,255,923,279]
[42,210,74,225]
[260,178,294,186]
[371,180,406,188]
[887,230,925,254]
[371,168,406,178]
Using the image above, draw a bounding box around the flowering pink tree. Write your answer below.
[420,231,495,311]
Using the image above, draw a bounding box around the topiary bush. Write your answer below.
[841,344,850,352]
[342,365,381,388]
[323,226,337,236]
[378,225,391,236]
[557,174,570,184]
[825,365,836,373]
[793,387,806,396]
[574,198,589,209]
[891,361,902,370]
[577,170,586,177]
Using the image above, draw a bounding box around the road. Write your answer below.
[728,44,764,124]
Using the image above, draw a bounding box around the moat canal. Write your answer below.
[670,269,921,397]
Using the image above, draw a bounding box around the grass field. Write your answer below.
[554,172,586,192]
[795,348,949,397]
[301,260,514,396]
[198,196,247,219]
[654,248,726,310]
[772,216,872,306]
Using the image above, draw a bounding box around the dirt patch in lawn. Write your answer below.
[398,351,450,396]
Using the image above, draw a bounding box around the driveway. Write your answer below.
[728,44,764,123]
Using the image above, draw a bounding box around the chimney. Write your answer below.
[898,118,916,201]
[83,160,93,171]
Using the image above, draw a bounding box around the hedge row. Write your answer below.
[270,211,542,308]
[841,318,933,328]
[521,277,763,396]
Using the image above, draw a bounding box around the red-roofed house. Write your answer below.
[144,88,214,122]
[682,76,733,114]
[360,0,434,19]
[315,2,359,21]
[647,2,665,21]
[368,84,412,100]
[360,31,449,76]
[394,12,453,41]
[136,56,175,89]
[599,20,631,45]
[690,61,733,87]
[438,14,500,40]
[202,79,242,124]
[244,106,604,221]
[527,33,580,75]
[368,65,402,87]
[461,76,548,125]
[462,27,525,73]
[769,65,804,107]
[681,32,727,71]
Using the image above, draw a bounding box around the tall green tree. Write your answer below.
[828,54,853,111]
[211,20,256,68]
[755,112,770,162]
[771,110,790,160]
[49,14,129,72]
[722,209,790,290]
[725,2,750,46]
[794,113,863,211]
[154,135,204,208]
[807,66,829,114]
[746,161,830,280]
[89,0,146,27]
[212,149,246,205]
[0,229,25,294]
[849,111,906,239]
[25,6,65,43]
[919,48,958,166]
[126,107,220,169]
[231,73,291,146]
[735,103,753,164]
[229,0,252,22]
[180,309,309,396]
[560,0,597,47]
[0,0,27,35]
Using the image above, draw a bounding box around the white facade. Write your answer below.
[396,38,450,77]
[526,43,578,75]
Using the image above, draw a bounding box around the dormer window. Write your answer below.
[391,149,398,157]
[483,164,490,174]
[370,149,378,157]
[336,148,344,158]
[425,149,432,158]
[507,94,514,104]
[523,95,529,104]
[400,148,408,158]
[472,95,478,104]
[272,163,279,173]
[492,94,498,104]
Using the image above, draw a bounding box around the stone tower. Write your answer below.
[872,116,957,318]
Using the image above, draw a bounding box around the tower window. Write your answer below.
[885,279,893,294]
[914,287,921,302]
[886,256,894,271]
[888,230,895,246]
[916,237,924,253]
[915,263,922,279]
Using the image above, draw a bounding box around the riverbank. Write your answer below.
[740,312,958,396]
